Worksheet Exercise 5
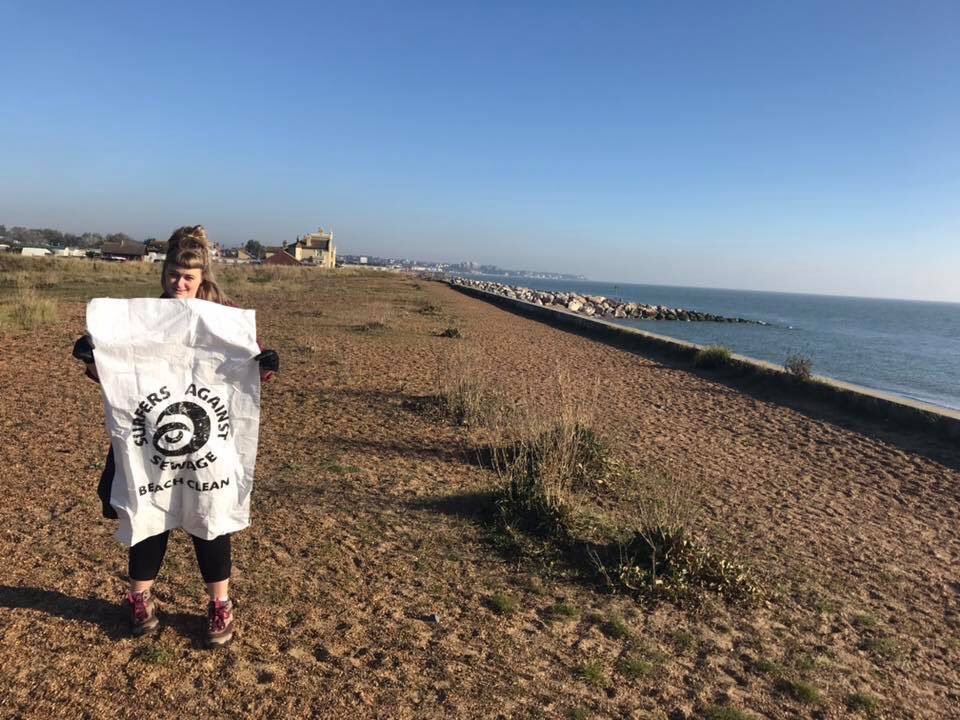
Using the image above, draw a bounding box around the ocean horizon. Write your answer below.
[470,274,960,413]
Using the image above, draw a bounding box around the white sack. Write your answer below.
[87,298,261,546]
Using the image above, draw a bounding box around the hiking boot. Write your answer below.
[205,598,235,647]
[126,590,159,636]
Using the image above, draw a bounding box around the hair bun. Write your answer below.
[168,225,209,252]
[169,225,210,248]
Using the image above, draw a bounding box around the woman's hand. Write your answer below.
[72,335,95,364]
[254,349,280,379]
[73,335,101,382]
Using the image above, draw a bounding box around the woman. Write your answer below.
[73,225,278,647]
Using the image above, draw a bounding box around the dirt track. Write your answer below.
[1,272,958,719]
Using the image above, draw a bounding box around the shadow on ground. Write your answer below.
[0,586,205,645]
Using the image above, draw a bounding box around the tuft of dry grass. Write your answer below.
[3,286,58,330]
[487,592,518,615]
[576,660,607,688]
[433,348,504,428]
[695,345,732,369]
[490,373,613,534]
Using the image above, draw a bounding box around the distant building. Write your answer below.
[287,227,336,268]
[101,239,147,261]
[145,239,168,255]
[264,249,301,266]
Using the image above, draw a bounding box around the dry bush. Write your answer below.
[631,463,701,540]
[784,352,813,380]
[492,374,613,537]
[694,345,732,369]
[433,346,503,428]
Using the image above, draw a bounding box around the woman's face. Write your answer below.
[163,265,203,299]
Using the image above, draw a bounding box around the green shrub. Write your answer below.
[776,678,823,705]
[670,630,697,652]
[851,613,878,629]
[611,522,759,606]
[694,345,732,369]
[487,592,518,615]
[601,614,631,640]
[846,692,881,716]
[546,602,579,621]
[133,644,174,665]
[577,660,607,688]
[751,657,785,676]
[617,655,653,680]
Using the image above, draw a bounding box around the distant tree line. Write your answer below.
[243,239,265,259]
[0,224,137,248]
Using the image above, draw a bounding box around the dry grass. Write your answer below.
[1,286,58,330]
[433,346,504,428]
[694,345,732,369]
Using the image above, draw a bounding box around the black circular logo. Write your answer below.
[152,401,211,457]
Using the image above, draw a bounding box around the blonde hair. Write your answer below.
[162,225,229,304]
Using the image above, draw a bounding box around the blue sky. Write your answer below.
[2,1,958,301]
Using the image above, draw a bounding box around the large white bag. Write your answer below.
[87,298,262,546]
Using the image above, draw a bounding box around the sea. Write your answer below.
[468,275,960,412]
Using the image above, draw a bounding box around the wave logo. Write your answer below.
[151,401,211,457]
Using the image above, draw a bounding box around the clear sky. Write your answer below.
[2,1,958,301]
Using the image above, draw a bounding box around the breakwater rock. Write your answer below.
[450,277,764,324]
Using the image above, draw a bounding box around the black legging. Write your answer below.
[129,531,231,583]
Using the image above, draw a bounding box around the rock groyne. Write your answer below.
[450,277,763,324]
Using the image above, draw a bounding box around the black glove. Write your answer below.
[73,335,95,364]
[254,349,280,373]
